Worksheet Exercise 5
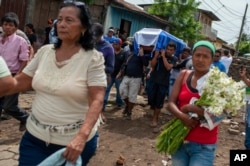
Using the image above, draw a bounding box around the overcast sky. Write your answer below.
[125,0,250,44]
[198,0,250,44]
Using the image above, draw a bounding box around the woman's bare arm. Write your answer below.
[0,73,32,96]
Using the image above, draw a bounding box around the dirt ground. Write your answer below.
[0,89,246,166]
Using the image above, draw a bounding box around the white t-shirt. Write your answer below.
[0,56,10,77]
[23,44,106,145]
[220,56,232,74]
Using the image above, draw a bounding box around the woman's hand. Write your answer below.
[63,134,86,163]
[179,104,202,128]
[179,113,199,129]
[181,104,204,117]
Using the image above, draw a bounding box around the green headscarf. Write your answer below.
[193,40,215,57]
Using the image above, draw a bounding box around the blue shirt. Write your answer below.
[95,39,115,74]
[212,61,226,73]
[103,35,116,44]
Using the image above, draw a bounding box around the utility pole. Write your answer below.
[235,3,248,57]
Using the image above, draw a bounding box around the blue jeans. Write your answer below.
[172,141,217,166]
[0,93,29,122]
[19,131,98,166]
[103,77,123,110]
[168,78,175,97]
[245,103,250,149]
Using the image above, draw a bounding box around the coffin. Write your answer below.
[133,28,186,56]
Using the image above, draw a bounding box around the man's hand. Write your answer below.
[160,49,166,58]
[139,47,144,56]
[239,66,246,78]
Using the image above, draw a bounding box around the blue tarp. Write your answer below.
[133,28,186,57]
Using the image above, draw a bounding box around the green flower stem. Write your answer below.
[156,118,190,154]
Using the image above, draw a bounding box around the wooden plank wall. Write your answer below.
[33,0,61,47]
[0,0,28,30]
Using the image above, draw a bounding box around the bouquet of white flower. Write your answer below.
[194,67,245,130]
[156,67,245,154]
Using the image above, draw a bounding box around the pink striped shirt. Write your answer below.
[0,33,29,73]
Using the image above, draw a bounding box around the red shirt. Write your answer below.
[178,72,218,144]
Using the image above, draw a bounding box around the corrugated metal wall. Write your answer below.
[106,6,165,37]
[0,0,28,30]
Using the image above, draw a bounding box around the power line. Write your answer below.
[209,1,224,14]
[214,20,242,28]
[214,25,239,33]
[211,0,243,18]
[217,0,245,17]
[198,0,248,44]
[200,0,241,28]
[213,22,239,30]
[224,37,238,43]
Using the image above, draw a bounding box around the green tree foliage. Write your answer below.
[148,0,203,43]
[241,33,250,42]
[239,41,250,56]
[238,33,250,56]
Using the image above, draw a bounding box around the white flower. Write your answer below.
[195,67,245,117]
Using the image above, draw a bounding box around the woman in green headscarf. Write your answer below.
[168,40,217,166]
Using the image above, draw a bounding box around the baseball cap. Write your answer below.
[108,28,114,33]
[113,38,122,45]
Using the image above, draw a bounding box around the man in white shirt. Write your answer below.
[220,49,232,74]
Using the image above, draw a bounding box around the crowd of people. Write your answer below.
[0,1,248,166]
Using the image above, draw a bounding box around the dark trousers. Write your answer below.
[19,131,98,166]
[0,93,29,122]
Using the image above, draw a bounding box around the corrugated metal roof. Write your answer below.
[112,0,169,25]
[124,0,154,5]
[199,9,221,21]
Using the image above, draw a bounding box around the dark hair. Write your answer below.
[215,49,221,55]
[47,18,53,24]
[53,20,58,36]
[54,2,94,50]
[182,47,191,54]
[92,23,104,39]
[167,41,177,50]
[1,12,19,27]
[224,49,229,55]
[26,23,35,33]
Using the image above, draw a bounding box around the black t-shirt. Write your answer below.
[111,50,126,77]
[27,33,37,45]
[150,55,178,86]
[124,54,149,78]
[44,27,51,45]
[173,56,192,70]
